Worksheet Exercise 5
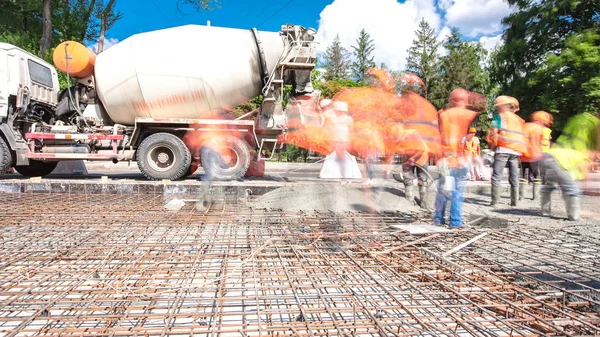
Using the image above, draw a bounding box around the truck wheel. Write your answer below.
[14,161,58,177]
[182,162,199,178]
[0,137,13,174]
[201,136,251,181]
[137,133,192,180]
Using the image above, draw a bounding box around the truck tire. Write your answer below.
[201,136,251,181]
[182,162,199,178]
[0,137,13,174]
[137,133,192,180]
[14,161,58,177]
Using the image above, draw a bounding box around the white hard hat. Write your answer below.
[332,101,348,112]
[319,99,332,109]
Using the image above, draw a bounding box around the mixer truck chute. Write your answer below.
[0,24,319,180]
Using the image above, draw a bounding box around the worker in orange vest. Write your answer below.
[520,111,553,201]
[434,88,480,228]
[461,127,482,180]
[488,96,527,207]
[397,73,441,209]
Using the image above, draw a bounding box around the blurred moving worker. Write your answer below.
[398,73,441,209]
[519,111,553,201]
[487,96,527,207]
[541,111,600,220]
[461,128,482,181]
[434,88,479,228]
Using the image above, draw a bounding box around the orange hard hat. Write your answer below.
[468,127,477,133]
[531,111,553,126]
[509,97,520,111]
[448,88,469,105]
[494,95,516,107]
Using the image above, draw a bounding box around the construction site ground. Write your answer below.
[1,161,599,336]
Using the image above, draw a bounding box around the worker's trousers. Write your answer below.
[540,154,580,197]
[402,163,429,187]
[433,166,468,228]
[492,153,520,187]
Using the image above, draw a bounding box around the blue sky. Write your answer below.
[103,0,511,70]
[109,0,331,39]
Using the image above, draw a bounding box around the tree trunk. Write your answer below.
[79,0,97,42]
[97,0,116,53]
[39,0,53,56]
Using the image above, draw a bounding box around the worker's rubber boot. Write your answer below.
[510,185,519,207]
[565,196,581,221]
[541,191,552,216]
[489,185,501,208]
[518,179,527,201]
[532,181,541,201]
[418,185,429,210]
[405,185,415,205]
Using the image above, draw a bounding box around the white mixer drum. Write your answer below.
[94,24,284,125]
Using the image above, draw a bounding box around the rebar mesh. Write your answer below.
[0,193,598,336]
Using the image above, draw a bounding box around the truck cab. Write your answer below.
[0,43,61,174]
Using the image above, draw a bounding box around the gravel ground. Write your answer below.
[253,183,422,213]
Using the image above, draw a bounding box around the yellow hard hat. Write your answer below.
[494,95,515,107]
[468,127,477,133]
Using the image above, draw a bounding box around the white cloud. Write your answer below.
[316,0,512,71]
[444,0,512,37]
[437,26,453,56]
[479,33,503,52]
[316,0,441,71]
[87,38,119,53]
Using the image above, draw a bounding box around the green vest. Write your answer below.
[554,112,599,152]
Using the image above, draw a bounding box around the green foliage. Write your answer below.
[405,19,440,99]
[430,28,490,109]
[314,79,366,99]
[351,29,376,81]
[322,34,351,81]
[490,0,600,130]
[176,0,220,13]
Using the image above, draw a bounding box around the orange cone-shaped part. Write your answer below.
[53,41,96,78]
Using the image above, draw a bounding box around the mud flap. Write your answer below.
[245,160,265,178]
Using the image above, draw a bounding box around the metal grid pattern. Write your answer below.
[0,193,599,336]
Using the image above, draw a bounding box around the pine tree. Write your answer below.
[405,19,440,99]
[351,29,376,81]
[322,35,351,81]
[430,27,489,109]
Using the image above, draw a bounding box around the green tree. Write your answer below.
[405,18,440,99]
[176,0,220,14]
[351,29,376,81]
[490,0,600,129]
[431,28,489,109]
[322,34,351,81]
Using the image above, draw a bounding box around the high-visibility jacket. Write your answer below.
[439,107,479,167]
[491,111,527,154]
[521,122,546,162]
[541,127,552,151]
[554,112,599,152]
[400,128,430,166]
[463,136,480,156]
[548,112,599,180]
[401,92,442,158]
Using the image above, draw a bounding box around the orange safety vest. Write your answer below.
[521,122,545,162]
[439,107,479,166]
[463,136,479,156]
[401,92,442,158]
[495,111,527,154]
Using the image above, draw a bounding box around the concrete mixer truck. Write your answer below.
[0,23,319,180]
